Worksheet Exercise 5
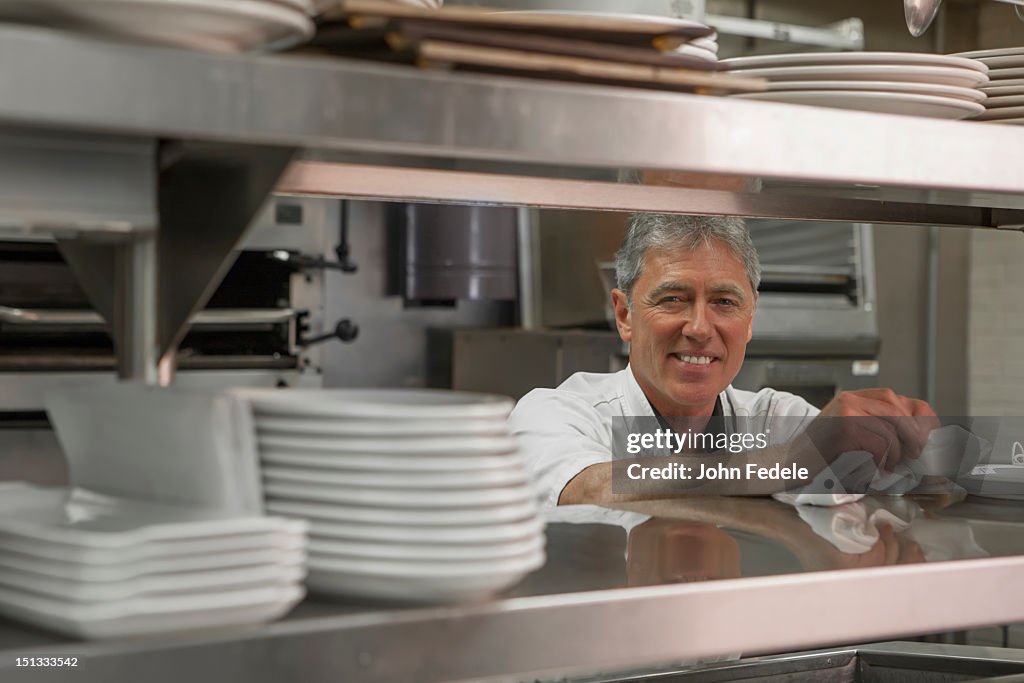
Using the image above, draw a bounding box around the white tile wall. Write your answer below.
[969,230,1024,416]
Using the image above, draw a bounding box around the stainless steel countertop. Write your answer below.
[1,494,1023,683]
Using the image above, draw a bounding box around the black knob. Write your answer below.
[300,318,359,346]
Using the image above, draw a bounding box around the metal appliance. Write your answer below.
[0,197,337,483]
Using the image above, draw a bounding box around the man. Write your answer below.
[508,213,938,507]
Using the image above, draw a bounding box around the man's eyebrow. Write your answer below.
[646,282,693,299]
[709,283,748,300]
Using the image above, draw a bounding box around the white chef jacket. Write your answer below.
[508,366,851,507]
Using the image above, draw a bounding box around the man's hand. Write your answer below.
[808,389,940,471]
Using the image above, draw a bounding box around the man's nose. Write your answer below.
[682,301,712,341]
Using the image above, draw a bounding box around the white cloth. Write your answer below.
[508,367,830,507]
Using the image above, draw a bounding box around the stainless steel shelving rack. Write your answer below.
[3,24,1022,383]
[3,24,1024,682]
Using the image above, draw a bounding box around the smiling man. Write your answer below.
[508,213,938,507]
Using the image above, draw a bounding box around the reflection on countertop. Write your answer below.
[513,492,1024,597]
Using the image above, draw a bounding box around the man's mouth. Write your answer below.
[671,353,719,366]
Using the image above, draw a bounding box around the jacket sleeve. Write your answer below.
[508,388,615,507]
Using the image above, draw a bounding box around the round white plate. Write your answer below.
[308,548,544,578]
[732,90,984,119]
[721,51,987,73]
[255,415,510,437]
[763,79,986,102]
[258,433,517,455]
[984,94,1024,108]
[989,67,1024,80]
[261,464,528,490]
[262,479,536,508]
[983,117,1024,125]
[722,64,989,89]
[689,36,718,53]
[308,534,543,562]
[672,44,716,62]
[306,564,535,602]
[974,55,1024,69]
[239,388,513,420]
[980,82,1024,94]
[264,498,539,526]
[300,515,543,545]
[260,448,525,473]
[498,10,710,31]
[975,104,1024,120]
[29,0,314,53]
[954,47,1024,60]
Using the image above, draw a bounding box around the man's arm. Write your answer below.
[559,389,941,506]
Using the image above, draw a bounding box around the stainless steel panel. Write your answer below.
[279,163,1024,227]
[1,26,1024,204]
[0,131,156,236]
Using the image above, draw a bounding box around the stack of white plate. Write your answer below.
[952,47,1024,125]
[0,0,316,52]
[721,52,989,119]
[0,482,306,639]
[242,388,546,603]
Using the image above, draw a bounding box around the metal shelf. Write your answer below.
[0,26,1020,217]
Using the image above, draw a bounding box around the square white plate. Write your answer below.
[0,483,301,549]
[0,582,304,639]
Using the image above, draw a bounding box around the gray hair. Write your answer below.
[614,214,761,302]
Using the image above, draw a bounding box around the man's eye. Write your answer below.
[715,298,739,307]
[658,296,683,304]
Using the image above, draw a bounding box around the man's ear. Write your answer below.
[746,291,758,343]
[611,288,632,342]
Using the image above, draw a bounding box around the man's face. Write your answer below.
[611,241,756,416]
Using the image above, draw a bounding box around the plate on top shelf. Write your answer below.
[954,46,1024,60]
[721,64,989,89]
[0,0,316,52]
[762,79,986,102]
[983,117,1024,125]
[974,104,1024,120]
[672,44,716,62]
[497,10,711,32]
[972,54,1024,69]
[983,94,1024,108]
[721,51,987,73]
[732,90,984,119]
[988,67,1024,80]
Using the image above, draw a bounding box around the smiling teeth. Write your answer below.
[678,355,713,365]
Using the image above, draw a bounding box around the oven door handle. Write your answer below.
[0,306,299,326]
